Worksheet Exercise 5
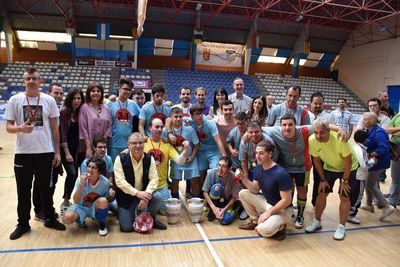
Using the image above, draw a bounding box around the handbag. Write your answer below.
[389,141,400,161]
[133,209,153,233]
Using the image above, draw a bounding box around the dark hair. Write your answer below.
[120,77,133,88]
[152,84,166,95]
[280,113,297,124]
[337,97,347,103]
[250,96,268,126]
[219,156,232,168]
[235,111,248,121]
[310,91,324,103]
[222,99,234,108]
[354,130,368,144]
[180,86,192,94]
[133,88,144,95]
[86,156,107,177]
[256,140,275,153]
[23,67,39,77]
[86,81,104,104]
[247,121,262,129]
[286,85,302,96]
[93,136,107,148]
[170,106,183,115]
[212,88,228,115]
[48,82,63,94]
[63,88,84,119]
[190,103,204,115]
[367,97,382,108]
[195,87,207,95]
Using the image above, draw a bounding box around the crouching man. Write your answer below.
[238,141,292,240]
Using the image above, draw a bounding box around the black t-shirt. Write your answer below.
[254,164,292,206]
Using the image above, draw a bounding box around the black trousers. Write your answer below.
[311,157,322,207]
[14,153,56,225]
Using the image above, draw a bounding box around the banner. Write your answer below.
[132,80,149,89]
[196,42,244,67]
[76,60,133,68]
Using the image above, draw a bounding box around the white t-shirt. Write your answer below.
[4,92,59,154]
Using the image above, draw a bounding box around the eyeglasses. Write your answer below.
[87,165,98,170]
[25,76,38,81]
[121,87,132,92]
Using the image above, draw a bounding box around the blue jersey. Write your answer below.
[189,118,219,154]
[139,102,171,136]
[81,155,113,176]
[107,99,141,148]
[73,174,110,208]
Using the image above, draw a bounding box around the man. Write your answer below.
[308,91,335,124]
[214,100,236,153]
[228,77,252,114]
[33,82,65,221]
[227,112,249,170]
[132,88,146,108]
[356,97,390,131]
[189,104,227,184]
[267,85,310,126]
[306,118,359,240]
[385,113,400,207]
[238,141,292,240]
[81,137,114,180]
[331,97,354,137]
[164,107,200,199]
[144,117,190,213]
[139,84,171,136]
[262,114,313,229]
[266,95,275,117]
[107,78,141,161]
[4,67,66,240]
[114,132,166,232]
[195,87,210,115]
[173,86,192,117]
[378,91,395,118]
[203,157,242,225]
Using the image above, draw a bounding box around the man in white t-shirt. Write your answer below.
[4,67,66,240]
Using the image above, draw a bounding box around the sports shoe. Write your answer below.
[305,219,322,233]
[10,224,31,240]
[294,216,304,229]
[271,224,287,241]
[347,216,361,224]
[34,212,46,222]
[60,202,71,217]
[98,222,108,236]
[239,221,257,230]
[207,210,216,221]
[380,205,396,221]
[360,205,374,213]
[153,220,168,230]
[239,210,249,220]
[44,219,66,231]
[333,224,346,240]
[291,207,296,218]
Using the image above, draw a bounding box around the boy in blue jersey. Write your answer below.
[107,78,141,162]
[139,84,171,136]
[227,111,249,170]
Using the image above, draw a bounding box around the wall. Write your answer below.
[336,38,400,103]
[0,48,72,64]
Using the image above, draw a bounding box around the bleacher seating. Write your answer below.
[164,68,259,105]
[255,73,367,114]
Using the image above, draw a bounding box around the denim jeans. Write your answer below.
[389,160,400,206]
[62,160,78,199]
[157,186,171,212]
[118,191,162,232]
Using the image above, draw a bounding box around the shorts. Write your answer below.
[173,158,200,180]
[198,151,220,171]
[290,171,311,187]
[324,169,357,196]
[68,202,98,223]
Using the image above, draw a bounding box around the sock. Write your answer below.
[297,198,307,217]
[95,207,109,223]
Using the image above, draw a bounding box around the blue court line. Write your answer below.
[1,223,399,254]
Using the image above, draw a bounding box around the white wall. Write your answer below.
[336,38,400,103]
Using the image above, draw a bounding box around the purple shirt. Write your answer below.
[78,103,112,147]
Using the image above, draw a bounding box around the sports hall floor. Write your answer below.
[0,120,399,267]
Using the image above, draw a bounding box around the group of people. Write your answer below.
[4,67,399,242]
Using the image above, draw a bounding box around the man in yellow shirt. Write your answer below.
[305,118,358,241]
[144,118,190,214]
[114,132,166,231]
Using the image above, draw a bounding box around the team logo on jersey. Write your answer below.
[148,149,165,165]
[196,130,207,142]
[116,108,131,125]
[83,192,100,207]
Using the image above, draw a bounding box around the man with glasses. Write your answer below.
[356,98,390,131]
[107,78,141,162]
[331,98,354,137]
[81,137,114,179]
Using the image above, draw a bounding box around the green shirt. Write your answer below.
[389,114,400,145]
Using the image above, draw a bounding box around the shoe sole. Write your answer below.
[305,226,322,233]
[380,209,396,221]
[294,224,304,229]
[333,235,345,241]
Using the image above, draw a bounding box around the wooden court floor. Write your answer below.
[0,121,399,267]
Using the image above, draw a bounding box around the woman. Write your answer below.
[360,112,396,220]
[208,88,228,119]
[79,82,112,158]
[62,157,110,236]
[60,88,85,214]
[248,96,268,126]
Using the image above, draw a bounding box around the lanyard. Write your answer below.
[118,99,128,110]
[149,138,161,151]
[153,103,163,114]
[26,93,40,121]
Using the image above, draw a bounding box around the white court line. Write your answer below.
[179,192,224,267]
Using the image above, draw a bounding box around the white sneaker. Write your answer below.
[60,202,71,217]
[239,210,249,220]
[98,223,108,236]
[305,219,322,233]
[347,216,361,224]
[294,216,304,229]
[380,205,396,221]
[333,224,346,240]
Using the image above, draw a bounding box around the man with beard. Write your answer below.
[195,87,210,115]
[331,98,354,137]
[173,87,192,117]
[267,85,310,126]
[378,91,396,118]
[214,100,236,154]
[139,84,171,136]
[308,91,335,124]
